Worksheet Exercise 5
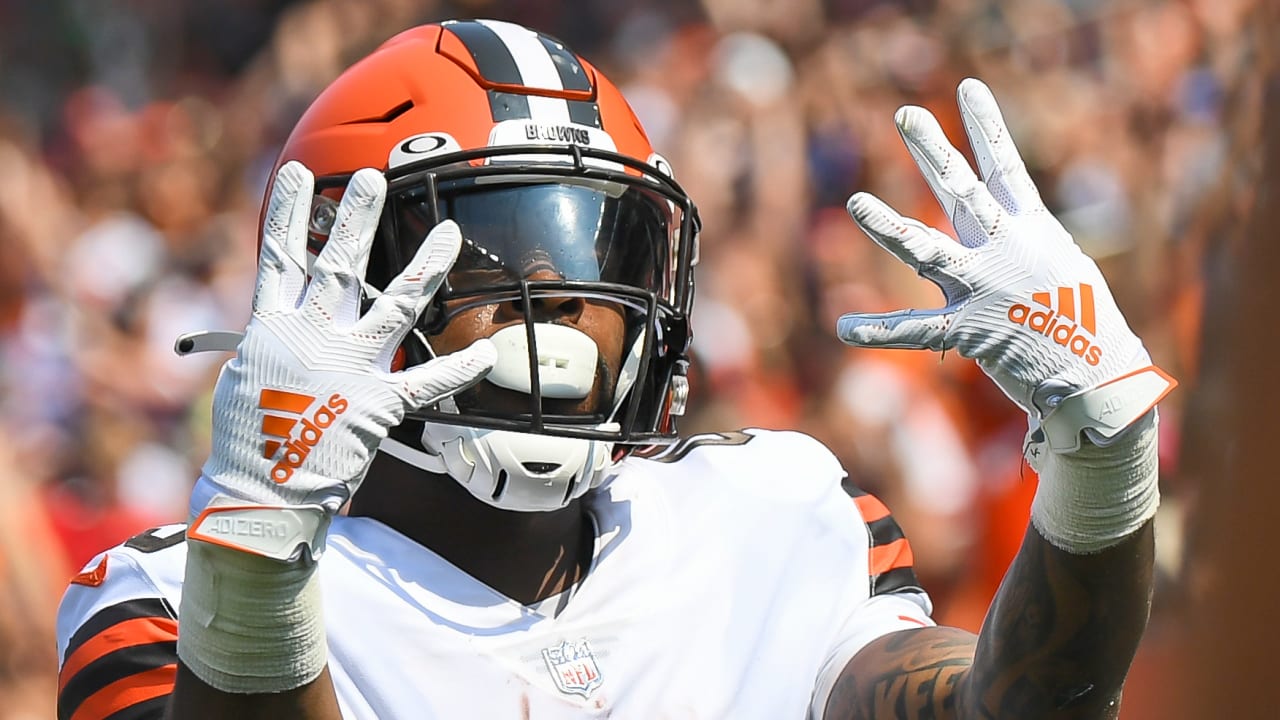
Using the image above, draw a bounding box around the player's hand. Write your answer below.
[835,79,1175,452]
[191,161,495,560]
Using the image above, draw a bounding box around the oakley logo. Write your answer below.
[388,132,461,169]
[399,135,448,155]
[259,389,349,483]
[1007,284,1103,366]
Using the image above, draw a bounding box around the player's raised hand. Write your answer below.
[836,79,1174,453]
[193,161,496,560]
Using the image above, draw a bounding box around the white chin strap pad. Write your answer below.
[400,426,612,512]
[485,323,598,399]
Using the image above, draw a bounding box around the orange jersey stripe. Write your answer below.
[69,663,176,720]
[59,616,178,694]
[853,494,891,523]
[869,537,915,575]
[259,388,314,414]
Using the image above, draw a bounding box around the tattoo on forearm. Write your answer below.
[866,632,969,718]
[827,523,1154,719]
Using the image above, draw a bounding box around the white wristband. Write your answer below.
[1029,411,1159,554]
[177,538,326,693]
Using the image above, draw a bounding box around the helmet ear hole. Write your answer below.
[491,469,509,501]
[560,473,580,505]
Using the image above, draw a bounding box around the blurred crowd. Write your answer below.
[0,0,1261,717]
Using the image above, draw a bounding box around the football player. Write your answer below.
[55,20,1174,719]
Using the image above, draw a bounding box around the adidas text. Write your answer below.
[1007,304,1103,366]
[271,394,349,483]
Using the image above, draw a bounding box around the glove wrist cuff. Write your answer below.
[1037,366,1176,453]
[187,498,330,562]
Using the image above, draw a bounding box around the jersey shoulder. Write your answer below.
[56,524,188,720]
[630,427,846,504]
[625,428,924,598]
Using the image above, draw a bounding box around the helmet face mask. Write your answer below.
[275,20,700,509]
[358,142,697,446]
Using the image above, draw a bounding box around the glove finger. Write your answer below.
[306,168,385,327]
[396,338,497,411]
[846,192,970,275]
[835,308,955,352]
[956,78,1045,216]
[354,220,464,357]
[381,219,463,318]
[254,161,313,314]
[895,105,1005,247]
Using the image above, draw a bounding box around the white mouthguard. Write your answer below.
[485,323,599,399]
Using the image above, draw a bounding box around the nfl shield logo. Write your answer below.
[542,638,604,698]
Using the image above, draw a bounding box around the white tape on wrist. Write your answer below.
[178,538,326,693]
[1029,410,1159,554]
[178,501,331,693]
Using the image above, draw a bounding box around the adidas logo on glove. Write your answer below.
[259,389,350,483]
[1006,284,1103,366]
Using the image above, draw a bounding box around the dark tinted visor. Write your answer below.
[392,179,678,300]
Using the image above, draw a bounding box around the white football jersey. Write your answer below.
[57,429,934,719]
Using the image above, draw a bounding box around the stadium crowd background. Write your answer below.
[0,0,1262,717]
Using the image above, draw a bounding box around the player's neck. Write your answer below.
[349,452,593,605]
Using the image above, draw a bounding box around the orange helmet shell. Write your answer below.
[275,22,656,181]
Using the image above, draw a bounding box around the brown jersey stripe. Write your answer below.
[873,565,925,596]
[866,514,907,548]
[101,694,168,720]
[63,598,176,667]
[66,664,176,720]
[59,641,176,720]
[59,615,178,692]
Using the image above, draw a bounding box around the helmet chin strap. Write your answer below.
[377,435,449,474]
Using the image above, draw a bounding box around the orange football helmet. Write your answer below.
[269,20,700,508]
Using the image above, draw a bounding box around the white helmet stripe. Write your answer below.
[478,20,571,124]
[478,20,564,91]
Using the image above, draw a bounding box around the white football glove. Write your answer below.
[836,79,1175,454]
[190,161,496,559]
[178,161,496,693]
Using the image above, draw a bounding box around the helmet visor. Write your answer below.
[390,177,678,302]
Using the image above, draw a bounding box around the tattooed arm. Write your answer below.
[824,520,1155,719]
